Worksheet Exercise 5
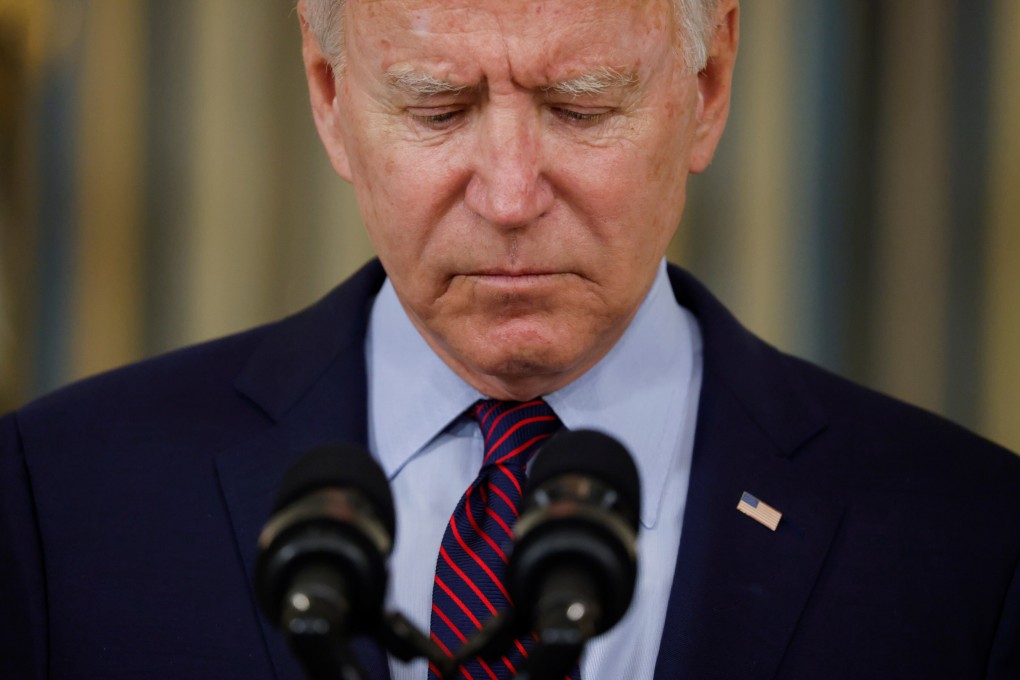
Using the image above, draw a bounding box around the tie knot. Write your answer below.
[472,399,562,470]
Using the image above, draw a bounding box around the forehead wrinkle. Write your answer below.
[542,67,640,99]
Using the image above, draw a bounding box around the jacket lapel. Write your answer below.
[655,267,846,680]
[214,261,392,679]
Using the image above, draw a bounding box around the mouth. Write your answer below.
[475,271,556,279]
[466,266,565,278]
[464,270,568,285]
[451,270,573,297]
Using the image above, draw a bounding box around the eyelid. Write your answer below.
[549,105,614,125]
[408,104,462,115]
[407,106,466,129]
[403,101,616,129]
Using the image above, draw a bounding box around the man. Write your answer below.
[1,0,1017,678]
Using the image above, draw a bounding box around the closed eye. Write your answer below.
[551,107,611,126]
[409,109,465,130]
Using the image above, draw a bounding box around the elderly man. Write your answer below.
[2,0,1018,678]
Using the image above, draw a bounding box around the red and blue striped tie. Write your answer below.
[428,399,562,680]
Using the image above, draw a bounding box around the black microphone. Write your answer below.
[506,429,640,679]
[255,444,395,680]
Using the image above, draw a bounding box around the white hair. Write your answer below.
[303,0,720,74]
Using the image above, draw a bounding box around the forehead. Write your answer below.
[345,0,677,86]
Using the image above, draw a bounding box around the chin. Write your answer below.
[429,314,608,395]
[470,342,560,376]
[467,336,587,389]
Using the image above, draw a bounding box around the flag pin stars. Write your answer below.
[737,491,782,531]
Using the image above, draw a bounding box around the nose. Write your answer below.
[464,104,554,228]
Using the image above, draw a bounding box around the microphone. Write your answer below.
[506,429,640,678]
[255,444,396,680]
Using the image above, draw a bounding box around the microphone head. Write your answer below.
[528,429,640,527]
[256,443,394,632]
[509,429,641,638]
[273,443,396,540]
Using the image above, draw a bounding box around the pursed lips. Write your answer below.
[464,270,568,284]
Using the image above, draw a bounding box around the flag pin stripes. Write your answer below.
[736,491,782,531]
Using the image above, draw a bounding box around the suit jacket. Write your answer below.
[2,260,1018,679]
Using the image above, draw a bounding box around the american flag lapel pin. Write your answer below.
[736,491,782,531]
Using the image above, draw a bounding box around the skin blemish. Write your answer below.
[411,12,430,33]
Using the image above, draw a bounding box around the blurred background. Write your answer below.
[1,0,1017,452]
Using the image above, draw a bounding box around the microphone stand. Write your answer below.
[514,643,582,680]
[286,606,453,680]
[279,564,368,680]
[282,581,597,680]
[279,565,449,680]
[512,566,599,680]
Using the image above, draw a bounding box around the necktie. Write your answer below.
[428,399,562,680]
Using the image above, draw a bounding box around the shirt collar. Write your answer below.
[366,259,700,529]
[366,279,483,479]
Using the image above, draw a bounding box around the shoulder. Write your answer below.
[666,262,1020,497]
[8,323,277,460]
[789,351,1020,496]
[6,259,388,458]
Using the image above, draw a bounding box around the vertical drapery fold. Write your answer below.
[981,0,1020,450]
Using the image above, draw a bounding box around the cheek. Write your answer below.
[567,148,673,244]
[353,147,468,283]
[348,156,416,273]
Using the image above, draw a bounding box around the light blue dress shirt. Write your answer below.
[366,260,703,680]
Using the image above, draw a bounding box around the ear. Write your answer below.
[298,0,353,181]
[689,0,739,174]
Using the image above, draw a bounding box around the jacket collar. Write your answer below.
[667,265,828,456]
[234,258,386,428]
[217,260,390,680]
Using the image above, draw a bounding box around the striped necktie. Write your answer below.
[428,399,562,679]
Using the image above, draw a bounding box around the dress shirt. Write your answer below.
[366,260,703,680]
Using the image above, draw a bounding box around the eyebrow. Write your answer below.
[384,65,639,100]
[543,67,639,98]
[386,69,473,99]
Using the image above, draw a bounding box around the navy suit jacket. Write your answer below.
[2,260,1019,679]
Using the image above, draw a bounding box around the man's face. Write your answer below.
[303,0,734,399]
